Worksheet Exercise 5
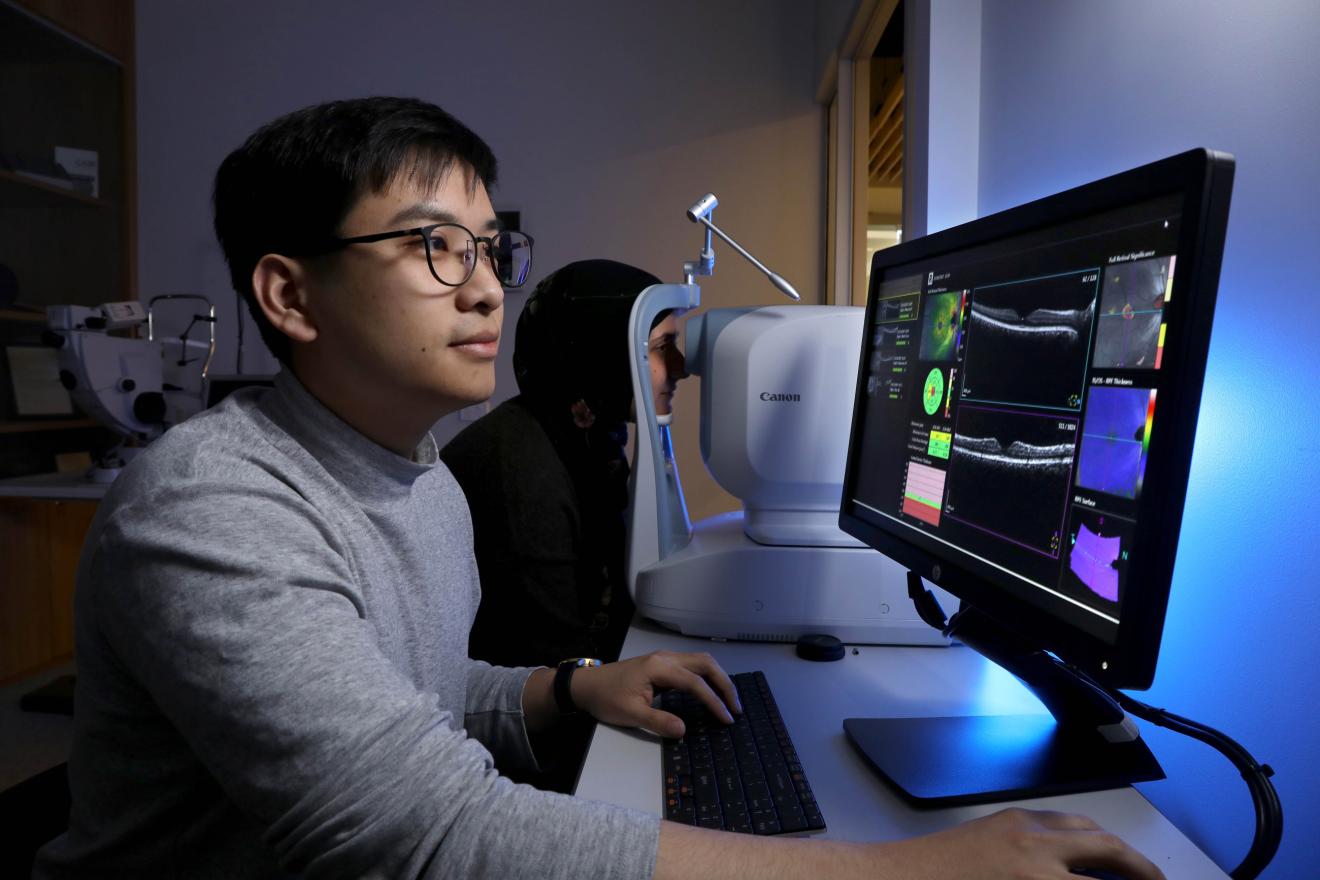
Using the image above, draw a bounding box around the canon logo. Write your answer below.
[759,392,801,402]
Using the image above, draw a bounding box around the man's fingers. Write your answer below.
[639,707,686,739]
[1027,809,1103,832]
[667,667,734,724]
[670,652,741,716]
[644,657,734,725]
[1060,831,1165,880]
[981,810,1162,879]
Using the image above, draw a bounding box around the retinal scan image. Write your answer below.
[960,272,1096,410]
[945,405,1077,557]
[919,291,960,362]
[1077,386,1151,499]
[1094,256,1170,369]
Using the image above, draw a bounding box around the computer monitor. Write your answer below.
[838,149,1234,805]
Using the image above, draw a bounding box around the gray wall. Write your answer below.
[813,0,862,88]
[974,2,1319,877]
[903,0,982,239]
[135,0,826,521]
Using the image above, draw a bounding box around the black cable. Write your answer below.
[907,581,1281,877]
[1102,687,1282,880]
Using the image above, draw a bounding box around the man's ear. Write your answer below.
[251,254,318,345]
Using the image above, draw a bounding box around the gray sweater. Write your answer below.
[34,371,659,879]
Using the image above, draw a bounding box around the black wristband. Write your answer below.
[553,658,602,715]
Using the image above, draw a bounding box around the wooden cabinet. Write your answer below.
[0,0,131,681]
[0,497,97,683]
[0,0,135,475]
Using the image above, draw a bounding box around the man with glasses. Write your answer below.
[37,97,1164,880]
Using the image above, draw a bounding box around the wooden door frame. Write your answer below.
[818,0,902,307]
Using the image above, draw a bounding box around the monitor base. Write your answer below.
[844,714,1165,808]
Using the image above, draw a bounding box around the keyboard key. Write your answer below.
[769,768,794,799]
[723,805,751,827]
[718,773,744,804]
[670,806,695,824]
[697,802,722,819]
[779,812,808,832]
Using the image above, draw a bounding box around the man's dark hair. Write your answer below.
[213,96,498,364]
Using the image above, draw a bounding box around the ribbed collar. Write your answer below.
[258,370,438,505]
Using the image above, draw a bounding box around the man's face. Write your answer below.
[305,168,504,418]
[648,313,685,417]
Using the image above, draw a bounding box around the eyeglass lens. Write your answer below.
[426,225,532,288]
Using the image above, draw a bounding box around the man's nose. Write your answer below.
[458,259,505,313]
[670,347,688,380]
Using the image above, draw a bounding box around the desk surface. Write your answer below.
[577,621,1227,879]
[0,471,110,500]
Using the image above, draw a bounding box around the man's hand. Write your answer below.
[655,808,1166,880]
[571,650,741,737]
[869,808,1166,880]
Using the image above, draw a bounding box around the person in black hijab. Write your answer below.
[440,259,686,792]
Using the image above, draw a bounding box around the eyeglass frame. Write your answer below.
[316,222,535,289]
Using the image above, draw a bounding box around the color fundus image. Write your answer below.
[1076,386,1155,499]
[1094,256,1172,369]
[919,290,961,361]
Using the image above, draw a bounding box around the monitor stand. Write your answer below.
[843,571,1164,807]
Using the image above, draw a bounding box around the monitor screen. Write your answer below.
[840,149,1234,689]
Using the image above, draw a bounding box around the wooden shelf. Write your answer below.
[0,308,49,323]
[0,419,98,434]
[0,169,114,209]
[0,0,132,684]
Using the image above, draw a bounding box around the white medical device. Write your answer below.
[625,197,952,645]
[47,301,168,441]
[45,298,216,480]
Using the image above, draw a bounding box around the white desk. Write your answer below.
[0,471,110,500]
[577,620,1227,879]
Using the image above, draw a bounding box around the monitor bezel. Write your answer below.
[839,148,1234,690]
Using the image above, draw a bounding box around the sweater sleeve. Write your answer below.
[463,659,545,777]
[91,478,659,880]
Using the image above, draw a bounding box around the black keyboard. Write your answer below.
[661,670,825,835]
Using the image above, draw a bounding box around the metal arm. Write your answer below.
[684,192,800,300]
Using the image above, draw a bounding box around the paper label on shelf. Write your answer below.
[54,146,99,198]
[5,346,74,416]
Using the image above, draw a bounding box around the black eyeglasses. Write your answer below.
[323,223,534,289]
